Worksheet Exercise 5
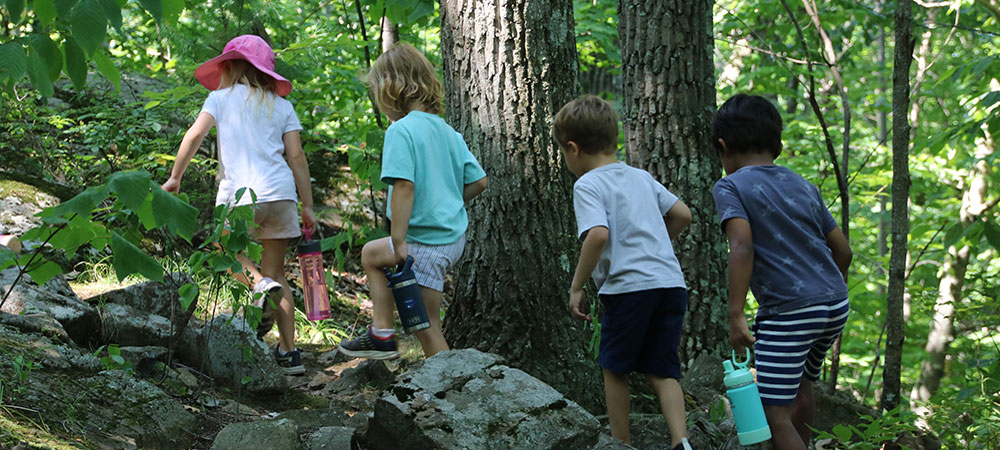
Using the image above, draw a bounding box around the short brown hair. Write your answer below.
[366,42,443,118]
[552,95,618,154]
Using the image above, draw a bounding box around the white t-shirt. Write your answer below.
[573,162,687,295]
[201,85,303,206]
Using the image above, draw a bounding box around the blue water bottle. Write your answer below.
[385,256,430,333]
[723,348,772,445]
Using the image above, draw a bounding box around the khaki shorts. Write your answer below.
[250,200,301,240]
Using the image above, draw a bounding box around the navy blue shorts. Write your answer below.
[598,287,687,379]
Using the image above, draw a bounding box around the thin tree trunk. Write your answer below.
[911,127,994,415]
[617,0,728,365]
[380,16,397,53]
[440,0,604,412]
[882,0,915,414]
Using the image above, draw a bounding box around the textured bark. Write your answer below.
[882,0,914,413]
[617,0,728,365]
[912,129,994,412]
[440,0,603,412]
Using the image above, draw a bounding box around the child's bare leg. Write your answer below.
[233,253,264,288]
[413,286,449,357]
[260,239,295,352]
[603,368,631,445]
[764,404,806,450]
[361,237,397,331]
[645,374,687,447]
[790,378,815,445]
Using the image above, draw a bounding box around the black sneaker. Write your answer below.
[274,347,305,376]
[338,326,400,360]
[253,278,282,339]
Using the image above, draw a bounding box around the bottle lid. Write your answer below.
[299,239,321,255]
[723,348,755,387]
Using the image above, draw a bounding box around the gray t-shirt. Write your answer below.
[573,163,687,295]
[712,165,848,317]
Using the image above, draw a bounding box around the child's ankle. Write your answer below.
[370,326,396,339]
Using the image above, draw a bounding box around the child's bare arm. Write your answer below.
[463,177,488,201]
[568,226,608,321]
[283,130,317,232]
[389,179,415,263]
[162,112,215,193]
[825,227,853,282]
[664,199,692,240]
[724,218,755,352]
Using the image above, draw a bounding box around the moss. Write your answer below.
[0,413,83,450]
[0,179,47,204]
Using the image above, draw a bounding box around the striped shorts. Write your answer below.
[389,235,466,292]
[753,297,850,405]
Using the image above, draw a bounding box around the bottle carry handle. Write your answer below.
[384,255,415,278]
[731,347,752,370]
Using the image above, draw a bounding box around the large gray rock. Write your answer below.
[182,314,287,393]
[365,349,600,450]
[98,303,175,346]
[0,268,98,344]
[90,272,197,330]
[307,426,355,450]
[212,418,301,450]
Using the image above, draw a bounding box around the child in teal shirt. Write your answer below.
[339,43,488,359]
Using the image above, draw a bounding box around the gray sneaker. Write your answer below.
[274,346,305,375]
[252,278,282,338]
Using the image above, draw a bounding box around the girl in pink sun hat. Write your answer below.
[161,34,315,376]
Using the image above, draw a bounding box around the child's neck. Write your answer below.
[730,153,776,172]
[579,152,619,174]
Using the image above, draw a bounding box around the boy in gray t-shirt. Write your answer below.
[712,94,853,450]
[553,95,693,450]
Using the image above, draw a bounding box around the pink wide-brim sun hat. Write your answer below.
[194,34,292,96]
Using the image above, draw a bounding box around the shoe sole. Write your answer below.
[282,365,306,376]
[337,345,400,360]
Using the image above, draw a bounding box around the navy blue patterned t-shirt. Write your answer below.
[712,165,848,317]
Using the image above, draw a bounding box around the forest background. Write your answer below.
[0,0,998,447]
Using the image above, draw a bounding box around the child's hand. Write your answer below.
[729,319,755,353]
[161,178,181,193]
[568,288,591,321]
[392,240,408,265]
[301,207,317,234]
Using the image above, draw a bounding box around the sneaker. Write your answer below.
[253,278,282,339]
[274,346,305,376]
[672,438,693,450]
[338,326,400,360]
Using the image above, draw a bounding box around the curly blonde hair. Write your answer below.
[366,42,443,118]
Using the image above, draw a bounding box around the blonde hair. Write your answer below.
[366,42,443,118]
[219,59,277,114]
[552,95,619,154]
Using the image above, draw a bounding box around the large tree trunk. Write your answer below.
[882,0,915,413]
[617,0,728,365]
[440,0,604,412]
[911,128,994,414]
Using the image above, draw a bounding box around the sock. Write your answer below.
[673,437,692,450]
[371,326,395,339]
[277,347,298,356]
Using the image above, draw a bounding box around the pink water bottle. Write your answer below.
[298,229,331,321]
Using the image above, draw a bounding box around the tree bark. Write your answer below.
[882,0,915,414]
[617,0,728,364]
[911,127,994,414]
[440,0,604,412]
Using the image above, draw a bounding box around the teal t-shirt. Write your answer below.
[381,110,487,245]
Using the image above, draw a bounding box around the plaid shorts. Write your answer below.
[389,235,466,291]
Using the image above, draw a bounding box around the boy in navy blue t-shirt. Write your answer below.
[555,95,693,450]
[712,94,853,450]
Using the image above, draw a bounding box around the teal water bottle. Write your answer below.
[723,348,771,445]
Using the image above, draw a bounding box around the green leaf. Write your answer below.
[63,37,87,91]
[50,214,107,257]
[151,188,197,241]
[111,355,125,365]
[832,424,852,442]
[71,0,107,57]
[97,0,121,30]
[984,221,1000,252]
[110,231,163,282]
[45,185,109,223]
[0,43,28,82]
[138,0,161,22]
[135,192,157,230]
[161,0,182,24]
[28,34,62,82]
[93,50,119,91]
[6,0,25,23]
[26,48,55,97]
[34,0,57,27]
[107,171,152,211]
[28,260,63,286]
[178,283,198,310]
[54,0,77,19]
